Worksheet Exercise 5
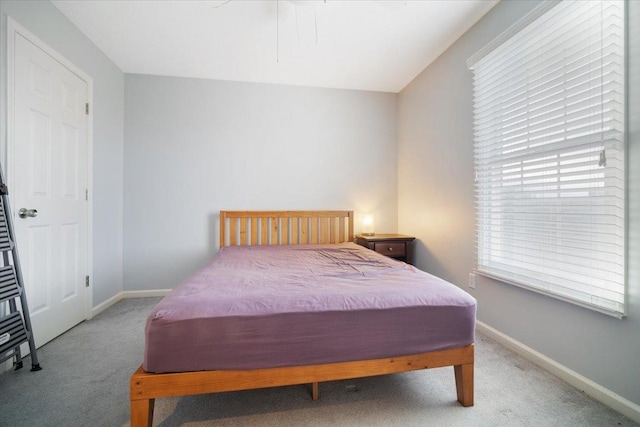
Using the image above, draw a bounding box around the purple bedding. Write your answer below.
[144,243,476,373]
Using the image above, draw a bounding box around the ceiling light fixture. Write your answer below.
[211,0,233,9]
[277,0,326,63]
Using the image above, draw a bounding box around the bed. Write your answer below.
[130,210,475,426]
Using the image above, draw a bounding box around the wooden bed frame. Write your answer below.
[130,210,474,427]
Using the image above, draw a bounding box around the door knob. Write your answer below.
[18,208,38,218]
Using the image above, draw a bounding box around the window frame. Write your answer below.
[468,0,627,318]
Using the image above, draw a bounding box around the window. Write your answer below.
[468,0,625,317]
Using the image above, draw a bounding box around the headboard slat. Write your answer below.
[259,218,267,245]
[239,218,247,245]
[229,218,237,246]
[270,218,278,245]
[310,218,318,244]
[291,217,299,245]
[319,218,329,244]
[281,218,289,245]
[301,219,309,244]
[250,218,258,245]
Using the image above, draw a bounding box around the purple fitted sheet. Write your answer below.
[144,243,476,373]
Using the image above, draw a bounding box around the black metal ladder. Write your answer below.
[0,165,41,372]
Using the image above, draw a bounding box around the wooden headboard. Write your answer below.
[220,211,354,247]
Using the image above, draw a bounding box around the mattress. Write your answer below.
[144,242,476,373]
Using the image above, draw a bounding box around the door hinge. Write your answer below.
[85,189,88,201]
[85,103,89,115]
[85,275,90,287]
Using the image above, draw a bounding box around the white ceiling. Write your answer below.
[51,0,498,93]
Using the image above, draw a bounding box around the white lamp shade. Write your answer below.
[362,215,374,236]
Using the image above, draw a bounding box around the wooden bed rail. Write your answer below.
[220,210,354,247]
[130,344,474,427]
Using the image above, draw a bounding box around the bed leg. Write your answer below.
[454,363,474,407]
[306,382,319,400]
[131,398,155,427]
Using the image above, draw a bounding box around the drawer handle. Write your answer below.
[388,247,393,251]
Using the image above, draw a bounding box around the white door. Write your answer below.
[11,31,89,349]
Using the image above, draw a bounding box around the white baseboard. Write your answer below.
[90,289,170,318]
[476,321,640,424]
[91,291,123,318]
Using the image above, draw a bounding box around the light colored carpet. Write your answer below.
[0,298,636,427]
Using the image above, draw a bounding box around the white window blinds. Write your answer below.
[468,0,626,317]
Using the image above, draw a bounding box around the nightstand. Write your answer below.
[355,234,416,265]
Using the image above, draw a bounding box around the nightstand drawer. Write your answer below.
[375,242,405,257]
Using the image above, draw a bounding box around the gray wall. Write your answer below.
[124,74,397,291]
[0,1,125,306]
[398,0,640,406]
